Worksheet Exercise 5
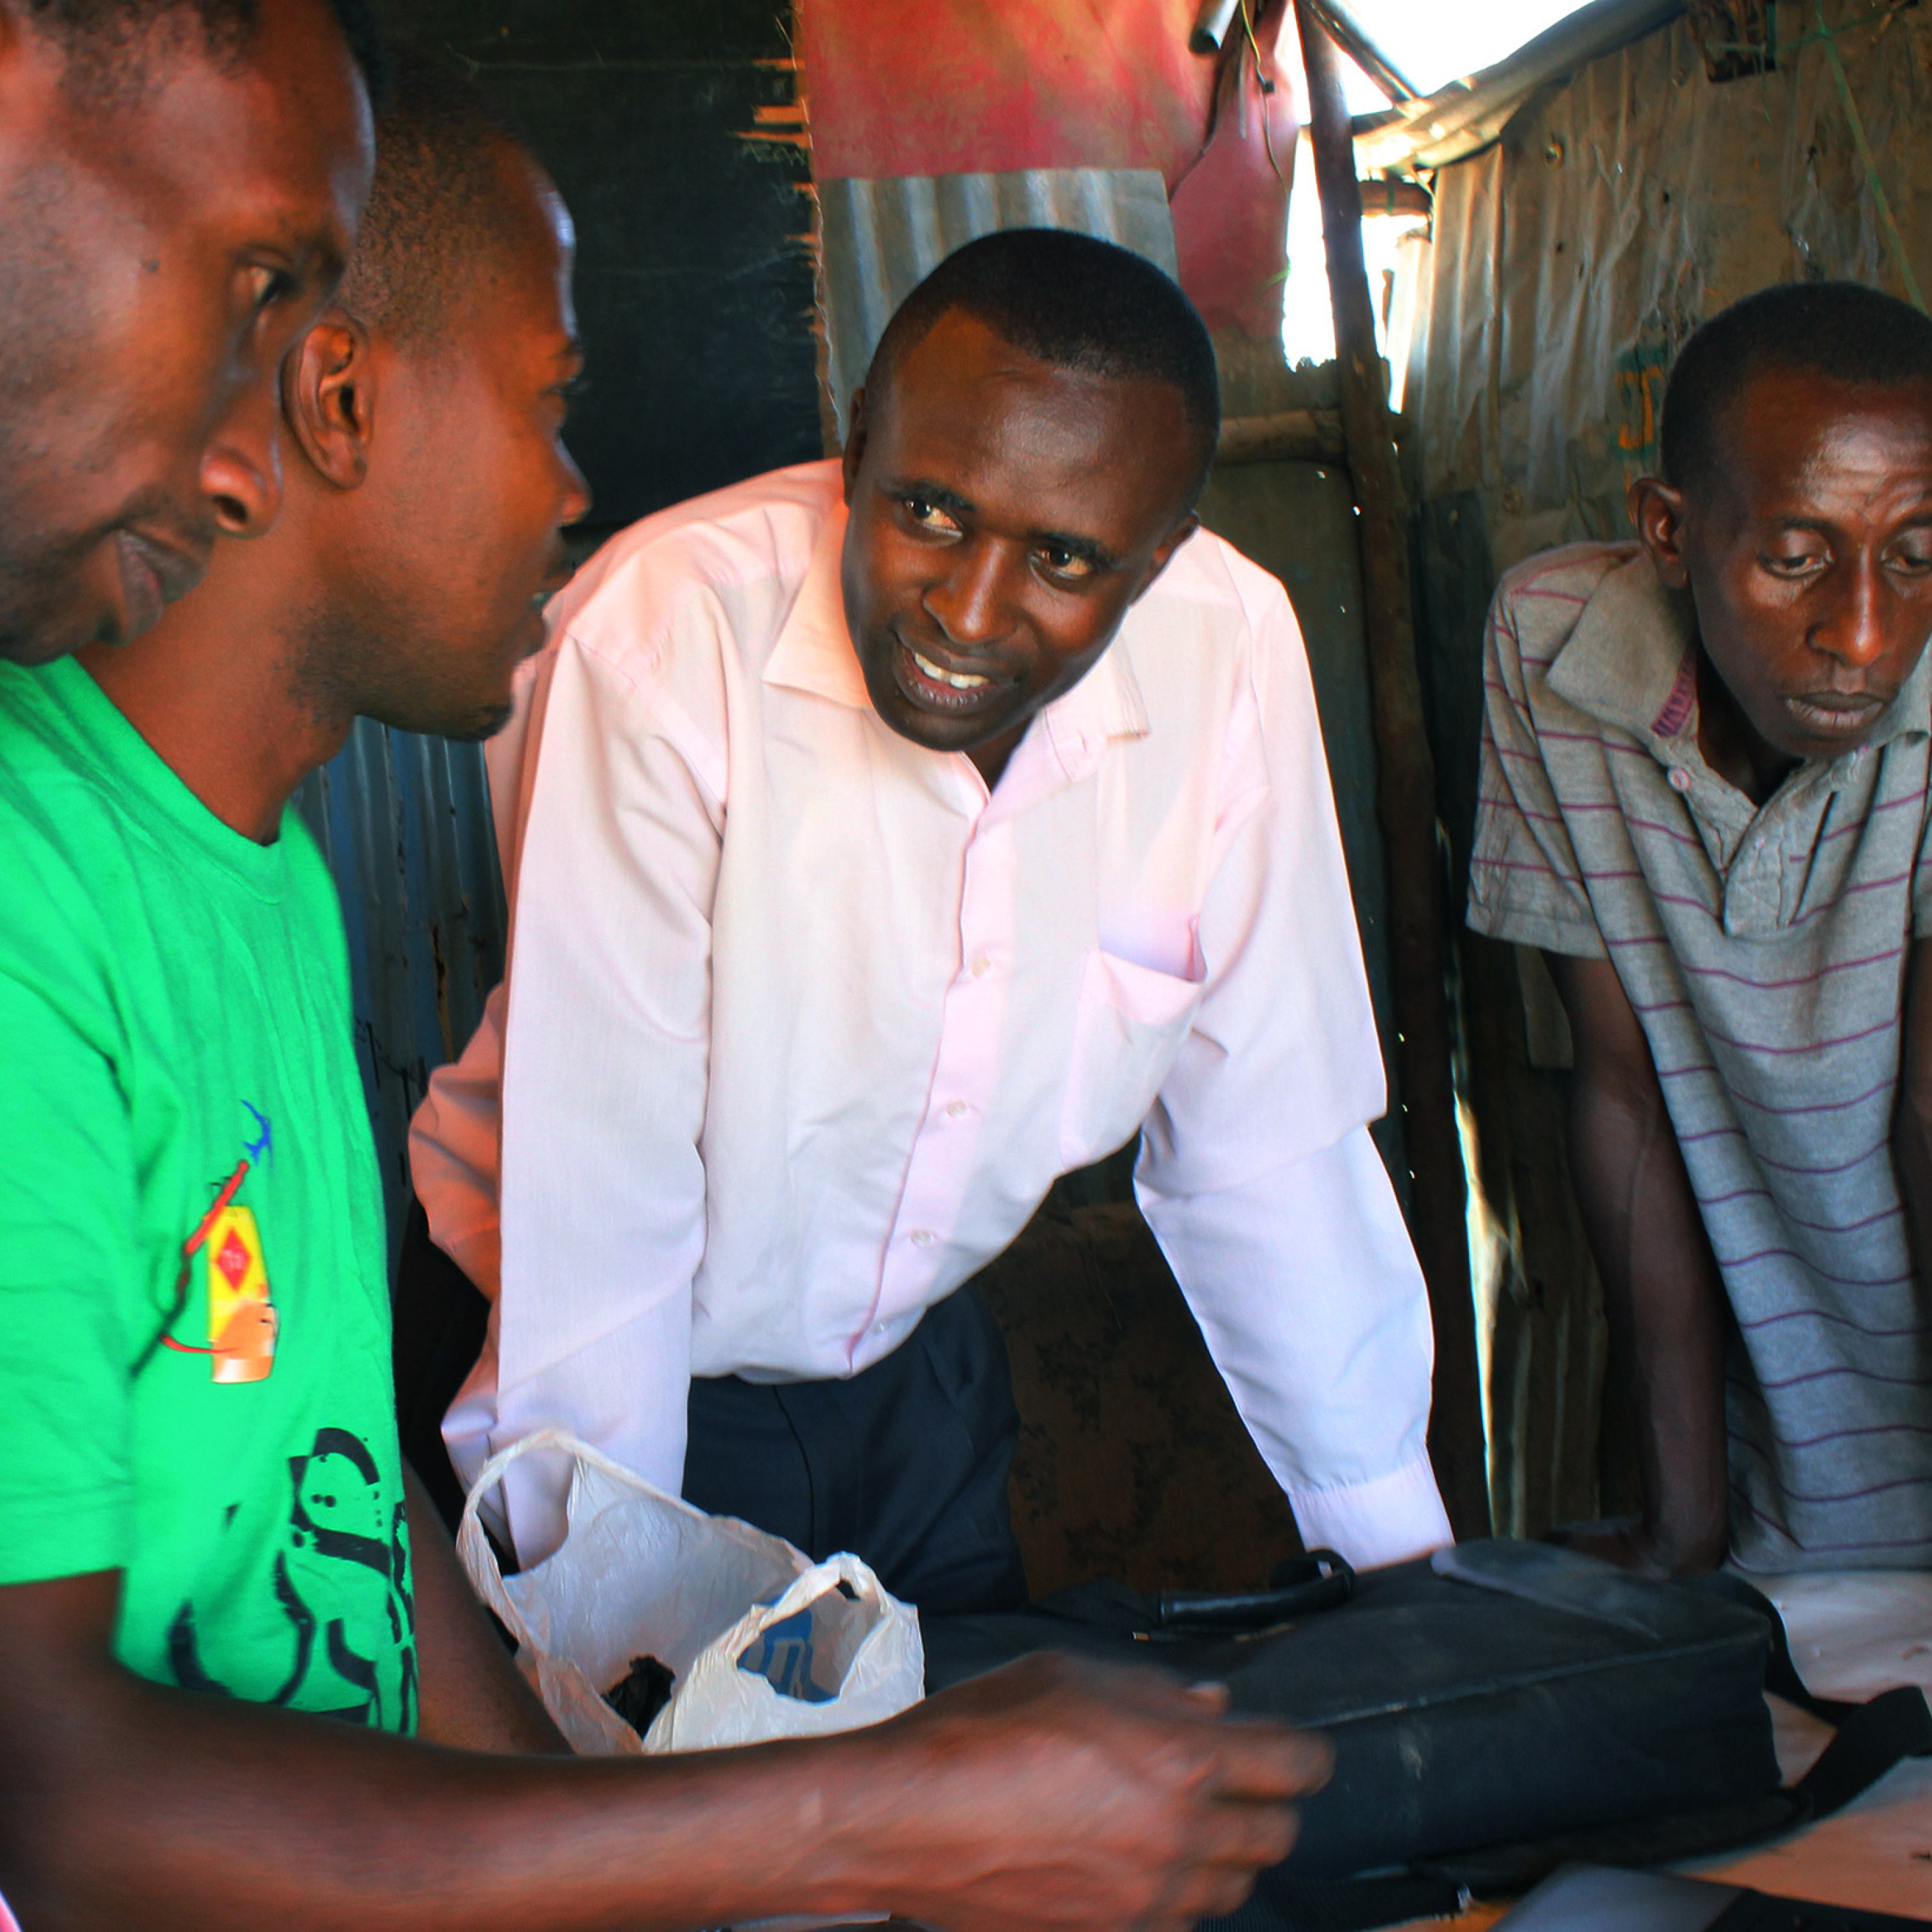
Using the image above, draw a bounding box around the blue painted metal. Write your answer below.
[293,722,506,1261]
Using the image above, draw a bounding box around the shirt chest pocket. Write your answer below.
[1058,947,1205,1171]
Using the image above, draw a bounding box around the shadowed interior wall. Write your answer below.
[381,0,823,537]
[298,0,826,1258]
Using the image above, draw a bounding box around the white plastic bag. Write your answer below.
[455,1429,925,1756]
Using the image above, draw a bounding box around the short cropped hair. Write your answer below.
[868,227,1222,500]
[26,0,385,99]
[1662,280,1932,492]
[337,46,539,351]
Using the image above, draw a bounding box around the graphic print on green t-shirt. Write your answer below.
[140,1119,417,1727]
[0,659,417,1732]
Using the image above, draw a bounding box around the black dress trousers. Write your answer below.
[682,1285,1028,1617]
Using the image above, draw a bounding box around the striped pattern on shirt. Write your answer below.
[1468,542,1932,1571]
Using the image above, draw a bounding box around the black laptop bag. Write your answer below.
[920,1540,1932,1930]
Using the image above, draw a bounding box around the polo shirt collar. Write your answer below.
[1547,544,1932,761]
[761,493,1152,779]
[1546,547,1699,749]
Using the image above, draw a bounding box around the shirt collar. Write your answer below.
[763,497,871,709]
[1040,629,1150,777]
[761,492,1152,777]
[1547,544,1932,761]
[1546,546,1699,747]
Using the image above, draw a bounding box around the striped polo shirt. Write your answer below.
[1468,541,1932,1571]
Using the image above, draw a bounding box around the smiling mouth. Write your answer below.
[913,647,989,690]
[892,636,1008,714]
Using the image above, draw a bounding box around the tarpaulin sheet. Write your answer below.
[1411,0,1932,575]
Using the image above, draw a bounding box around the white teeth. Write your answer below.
[912,648,989,690]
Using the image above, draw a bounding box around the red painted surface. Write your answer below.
[798,0,1301,339]
[1169,0,1299,339]
[799,0,1218,186]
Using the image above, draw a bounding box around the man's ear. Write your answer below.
[841,386,869,504]
[1128,511,1201,607]
[1629,474,1691,590]
[282,311,376,491]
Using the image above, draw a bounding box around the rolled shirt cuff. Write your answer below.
[1285,1450,1454,1570]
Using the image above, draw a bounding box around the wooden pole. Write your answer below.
[1293,0,1490,1539]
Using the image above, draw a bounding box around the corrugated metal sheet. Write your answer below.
[1406,0,1931,1533]
[816,166,1179,439]
[293,724,506,1261]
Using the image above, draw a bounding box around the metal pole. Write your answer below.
[1293,0,1490,1538]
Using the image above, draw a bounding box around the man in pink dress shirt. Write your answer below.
[409,230,1454,1602]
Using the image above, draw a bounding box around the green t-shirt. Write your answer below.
[0,659,415,1730]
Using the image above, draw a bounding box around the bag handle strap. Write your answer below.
[452,1427,621,1653]
[1790,1682,1932,1820]
[1155,1550,1356,1635]
[1688,1570,1932,1809]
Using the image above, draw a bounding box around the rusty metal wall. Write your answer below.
[293,727,506,1264]
[1405,0,1931,1534]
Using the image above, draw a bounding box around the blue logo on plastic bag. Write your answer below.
[737,1605,837,1704]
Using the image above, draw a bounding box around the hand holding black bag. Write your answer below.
[921,1540,1932,1931]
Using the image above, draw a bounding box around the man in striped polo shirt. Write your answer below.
[1469,281,1932,1574]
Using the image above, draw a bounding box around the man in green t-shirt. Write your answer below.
[0,641,417,1723]
[0,52,1326,1932]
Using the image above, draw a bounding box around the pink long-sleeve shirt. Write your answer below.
[410,461,1451,1566]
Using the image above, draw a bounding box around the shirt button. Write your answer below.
[909,1228,938,1247]
[1668,767,1691,793]
[969,955,993,978]
[871,1321,888,1337]
[944,1099,971,1119]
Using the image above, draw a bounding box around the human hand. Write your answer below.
[847,1651,1330,1932]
